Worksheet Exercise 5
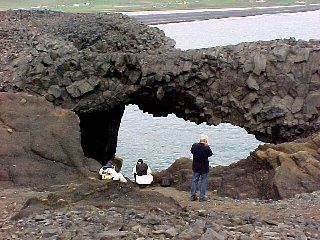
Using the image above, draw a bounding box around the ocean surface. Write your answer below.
[116,10,320,178]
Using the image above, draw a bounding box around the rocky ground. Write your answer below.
[1,180,320,239]
[1,9,320,240]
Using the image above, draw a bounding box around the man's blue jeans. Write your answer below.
[190,172,208,199]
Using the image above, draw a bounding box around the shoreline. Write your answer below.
[123,4,320,25]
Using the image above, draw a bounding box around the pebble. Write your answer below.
[1,191,320,239]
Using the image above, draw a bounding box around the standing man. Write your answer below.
[190,134,213,201]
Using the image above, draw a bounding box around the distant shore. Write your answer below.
[124,4,320,25]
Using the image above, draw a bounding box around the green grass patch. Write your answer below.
[0,0,320,12]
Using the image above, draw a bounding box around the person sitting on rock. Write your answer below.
[132,159,153,185]
[99,160,127,182]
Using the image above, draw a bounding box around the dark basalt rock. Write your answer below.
[0,10,319,199]
[0,92,100,188]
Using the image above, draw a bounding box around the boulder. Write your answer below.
[0,92,100,189]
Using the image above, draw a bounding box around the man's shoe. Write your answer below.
[199,197,209,202]
[191,195,198,201]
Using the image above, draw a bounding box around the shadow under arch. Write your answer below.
[77,105,125,165]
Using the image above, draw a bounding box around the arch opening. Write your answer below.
[116,104,262,178]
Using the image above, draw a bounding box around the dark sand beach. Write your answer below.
[127,4,320,24]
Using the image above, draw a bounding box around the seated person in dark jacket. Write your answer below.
[132,159,153,184]
[99,160,127,182]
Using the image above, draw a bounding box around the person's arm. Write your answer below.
[207,146,213,157]
[147,166,152,174]
[191,143,195,154]
[112,165,117,172]
[106,168,116,175]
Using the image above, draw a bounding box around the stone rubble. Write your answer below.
[1,9,320,240]
[0,184,320,240]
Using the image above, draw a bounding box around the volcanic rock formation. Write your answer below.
[0,92,100,188]
[0,10,319,199]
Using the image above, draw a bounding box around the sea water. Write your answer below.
[116,10,320,178]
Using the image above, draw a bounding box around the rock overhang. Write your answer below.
[1,9,320,162]
[1,10,320,199]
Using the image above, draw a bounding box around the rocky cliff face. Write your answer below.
[0,10,319,198]
[3,11,320,149]
[0,92,100,188]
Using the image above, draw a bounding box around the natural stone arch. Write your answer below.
[3,10,320,165]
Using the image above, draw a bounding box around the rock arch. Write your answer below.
[2,10,320,165]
